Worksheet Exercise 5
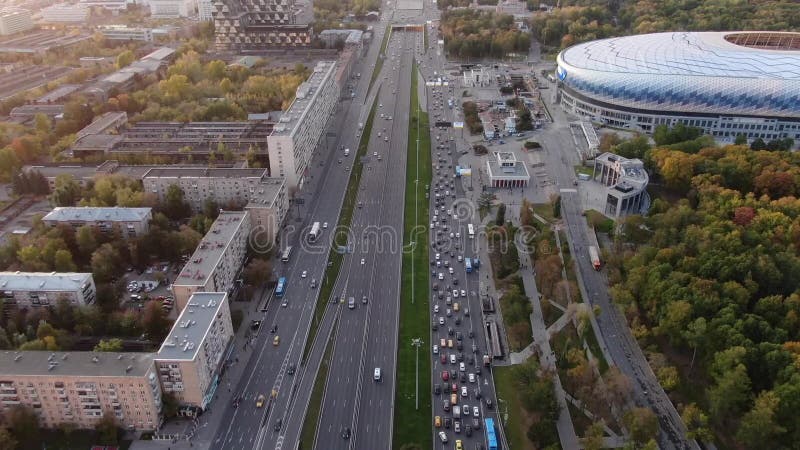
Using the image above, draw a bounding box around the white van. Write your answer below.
[344,148,350,156]
[373,367,382,381]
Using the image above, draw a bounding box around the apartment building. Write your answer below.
[197,0,214,20]
[141,168,287,241]
[0,9,33,36]
[98,25,154,42]
[268,61,339,189]
[40,4,90,23]
[149,0,195,18]
[78,0,128,10]
[155,292,233,412]
[0,351,162,431]
[42,207,152,239]
[212,0,313,50]
[0,272,96,307]
[172,211,250,310]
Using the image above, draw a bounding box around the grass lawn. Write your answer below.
[303,95,379,362]
[584,210,614,233]
[493,365,535,450]
[299,317,338,450]
[368,23,392,94]
[393,60,433,450]
[531,203,556,222]
[574,164,593,176]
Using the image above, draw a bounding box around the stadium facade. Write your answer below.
[556,32,800,145]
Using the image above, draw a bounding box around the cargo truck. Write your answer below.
[589,246,601,270]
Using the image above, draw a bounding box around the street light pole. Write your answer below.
[411,338,422,410]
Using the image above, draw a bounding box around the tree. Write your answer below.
[681,403,712,442]
[141,300,169,342]
[116,50,135,69]
[622,407,658,446]
[163,184,190,220]
[91,244,122,283]
[203,198,220,219]
[49,174,82,206]
[736,390,786,447]
[33,113,51,135]
[94,338,123,352]
[582,422,605,450]
[750,137,767,150]
[6,405,39,445]
[95,412,119,445]
[495,203,506,226]
[243,258,273,286]
[0,426,18,450]
[53,249,77,272]
[734,134,748,145]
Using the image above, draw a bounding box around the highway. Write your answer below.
[313,29,418,450]
[208,11,395,450]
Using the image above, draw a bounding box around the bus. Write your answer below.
[485,417,498,450]
[280,246,293,262]
[465,258,473,273]
[308,222,321,242]
[275,277,287,298]
[467,223,474,239]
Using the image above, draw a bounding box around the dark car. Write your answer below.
[472,417,482,429]
[448,327,454,336]
[341,427,351,439]
[465,424,473,437]
[287,364,296,375]
[486,399,494,410]
[444,417,452,428]
[434,383,441,395]
[274,419,282,432]
[250,320,261,330]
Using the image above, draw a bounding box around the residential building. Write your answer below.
[149,0,194,18]
[42,207,152,238]
[592,152,649,217]
[172,211,250,310]
[155,292,233,412]
[268,61,338,189]
[142,168,287,241]
[76,111,128,140]
[78,0,128,11]
[0,272,96,307]
[212,0,313,51]
[486,151,530,188]
[198,0,214,20]
[0,351,162,431]
[0,9,33,36]
[98,25,154,42]
[40,3,90,23]
[35,84,81,104]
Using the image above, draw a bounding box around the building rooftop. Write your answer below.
[596,152,648,185]
[35,84,81,104]
[72,133,122,152]
[174,211,248,288]
[23,165,98,180]
[76,111,127,139]
[10,104,65,117]
[156,292,227,361]
[43,207,152,223]
[0,30,90,53]
[0,351,154,377]
[270,61,336,137]
[142,168,268,179]
[110,121,273,155]
[487,152,531,179]
[142,46,175,62]
[0,272,92,292]
[246,176,285,208]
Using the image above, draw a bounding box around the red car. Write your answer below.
[451,383,458,393]
[441,371,449,381]
[440,354,447,364]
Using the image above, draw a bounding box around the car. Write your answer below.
[461,290,467,297]
[455,317,461,325]
[439,316,445,325]
[452,289,459,298]
[348,297,356,309]
[273,335,280,346]
[464,308,470,317]
[301,270,307,278]
[362,295,368,304]
[435,415,441,428]
[461,386,468,397]
[450,354,457,364]
[441,371,449,381]
[433,344,439,354]
[361,258,365,265]
[435,253,440,260]
[256,394,266,408]
[281,299,288,307]
[288,364,296,375]
[453,278,459,285]
[434,304,439,313]
[438,431,448,443]
[448,267,454,274]
[469,373,475,383]
[446,296,452,305]
[456,439,464,450]
[434,383,441,395]
[274,419,282,431]
[443,399,451,411]
[341,427,351,439]
[270,324,278,333]
[444,417,452,429]
[310,278,317,288]
[440,353,447,363]
[486,399,494,409]
[322,222,328,229]
[454,420,461,433]
[250,320,262,330]
[473,406,480,417]
[474,389,482,400]
[438,273,444,280]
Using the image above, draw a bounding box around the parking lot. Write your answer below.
[122,262,180,317]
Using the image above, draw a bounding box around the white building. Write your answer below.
[98,25,154,42]
[155,292,233,412]
[0,272,96,307]
[142,168,287,243]
[42,207,152,239]
[40,3,90,23]
[268,61,339,190]
[172,211,250,311]
[79,0,128,11]
[197,0,213,21]
[148,0,194,18]
[486,151,530,188]
[0,9,33,36]
[592,152,649,218]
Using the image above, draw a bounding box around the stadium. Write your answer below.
[555,31,800,145]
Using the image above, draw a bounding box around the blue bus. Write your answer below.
[275,277,287,298]
[465,258,473,273]
[485,417,497,450]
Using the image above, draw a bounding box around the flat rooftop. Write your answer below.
[270,61,336,137]
[35,84,81,104]
[156,292,227,361]
[174,211,248,288]
[142,167,268,179]
[77,111,126,138]
[0,351,154,377]
[0,272,92,292]
[487,152,531,179]
[23,165,97,180]
[0,30,90,53]
[110,121,273,154]
[43,207,152,223]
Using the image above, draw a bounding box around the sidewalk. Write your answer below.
[131,287,270,450]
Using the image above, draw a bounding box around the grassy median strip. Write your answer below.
[299,316,338,450]
[393,60,433,450]
[368,23,392,94]
[303,94,380,363]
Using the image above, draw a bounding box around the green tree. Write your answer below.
[94,338,123,352]
[53,249,77,272]
[623,407,658,446]
[582,422,605,450]
[49,174,82,206]
[91,244,122,283]
[243,258,273,286]
[141,300,169,342]
[6,405,39,445]
[734,134,748,145]
[495,203,506,226]
[681,403,712,442]
[116,50,135,69]
[736,390,785,447]
[34,113,51,135]
[95,412,119,445]
[0,426,18,450]
[163,184,190,220]
[76,225,98,258]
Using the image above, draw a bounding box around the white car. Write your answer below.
[361,258,366,265]
[434,304,440,313]
[459,362,465,372]
[435,253,440,260]
[439,316,445,325]
[452,289,459,298]
[373,152,378,157]
[461,386,468,397]
[433,344,439,354]
[473,406,480,417]
[469,373,475,383]
[461,290,466,297]
[456,232,461,238]
[438,273,444,280]
[301,270,307,278]
[323,222,329,229]
[448,267,454,274]
[450,354,457,364]
[457,255,463,262]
